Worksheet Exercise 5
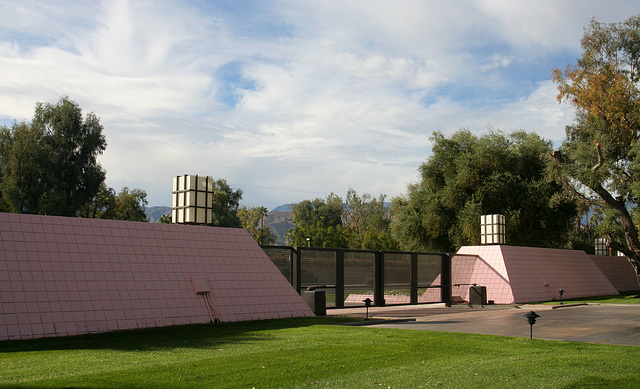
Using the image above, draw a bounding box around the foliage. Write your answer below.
[551,15,640,267]
[391,129,579,252]
[209,178,243,228]
[0,96,106,216]
[77,184,148,222]
[3,318,640,388]
[286,191,397,249]
[238,205,277,244]
[286,193,348,247]
[343,188,398,250]
[158,214,172,224]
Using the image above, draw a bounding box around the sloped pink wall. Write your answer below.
[456,247,514,304]
[0,213,313,341]
[457,246,619,304]
[590,255,640,292]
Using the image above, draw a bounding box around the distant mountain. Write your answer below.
[145,206,171,222]
[264,208,293,245]
[143,204,294,245]
[272,204,292,212]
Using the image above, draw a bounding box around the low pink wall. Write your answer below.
[590,255,640,292]
[457,246,620,304]
[0,213,313,341]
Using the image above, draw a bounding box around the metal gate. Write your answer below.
[261,245,452,308]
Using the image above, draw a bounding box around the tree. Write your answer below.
[391,129,579,252]
[285,193,349,247]
[77,184,148,222]
[109,187,148,222]
[343,188,398,250]
[158,214,172,224]
[551,15,640,270]
[0,122,43,213]
[209,178,243,227]
[0,96,106,216]
[238,205,277,244]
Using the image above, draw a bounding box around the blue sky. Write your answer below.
[1,1,638,210]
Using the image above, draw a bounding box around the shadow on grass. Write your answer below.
[0,316,355,353]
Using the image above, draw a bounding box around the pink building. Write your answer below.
[0,212,313,341]
[452,245,638,304]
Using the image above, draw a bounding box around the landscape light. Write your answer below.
[524,311,540,340]
[363,298,373,320]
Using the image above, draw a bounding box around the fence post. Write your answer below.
[441,253,452,307]
[293,247,302,295]
[410,253,418,304]
[335,250,345,308]
[375,251,385,306]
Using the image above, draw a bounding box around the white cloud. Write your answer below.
[0,0,637,209]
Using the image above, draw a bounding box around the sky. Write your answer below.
[0,1,638,210]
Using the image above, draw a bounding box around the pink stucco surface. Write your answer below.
[0,212,313,341]
[457,245,620,304]
[590,255,640,292]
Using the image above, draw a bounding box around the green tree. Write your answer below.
[158,214,172,224]
[551,15,640,269]
[238,205,277,244]
[391,129,579,252]
[285,193,348,247]
[210,178,243,227]
[0,122,43,213]
[77,183,115,219]
[0,96,106,216]
[109,187,148,222]
[343,188,398,250]
[78,184,148,222]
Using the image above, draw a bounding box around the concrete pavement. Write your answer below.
[326,303,640,346]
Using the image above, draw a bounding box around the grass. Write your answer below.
[539,290,640,305]
[2,316,640,388]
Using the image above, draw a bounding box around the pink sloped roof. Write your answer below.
[590,255,640,292]
[457,246,514,304]
[0,212,313,341]
[457,246,619,304]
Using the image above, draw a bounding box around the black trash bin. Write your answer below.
[302,290,326,316]
[469,286,487,305]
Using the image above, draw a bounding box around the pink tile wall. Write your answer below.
[590,255,640,292]
[457,245,619,304]
[456,247,514,304]
[0,213,313,341]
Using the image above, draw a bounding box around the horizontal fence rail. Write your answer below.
[261,245,452,308]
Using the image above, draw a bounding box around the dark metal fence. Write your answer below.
[261,245,452,308]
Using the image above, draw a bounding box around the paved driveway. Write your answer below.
[328,304,640,346]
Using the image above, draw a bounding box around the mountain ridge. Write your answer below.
[144,205,293,245]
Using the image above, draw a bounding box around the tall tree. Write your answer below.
[285,193,349,247]
[391,129,579,252]
[78,184,148,222]
[238,205,276,244]
[551,15,640,270]
[343,188,398,250]
[0,122,43,213]
[209,178,243,227]
[0,96,106,216]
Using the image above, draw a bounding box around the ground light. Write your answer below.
[524,311,540,340]
[363,298,372,320]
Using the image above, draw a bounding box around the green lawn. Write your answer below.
[2,316,640,388]
[540,290,640,305]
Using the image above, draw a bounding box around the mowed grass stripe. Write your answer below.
[1,317,640,388]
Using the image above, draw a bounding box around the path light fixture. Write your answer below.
[306,237,310,247]
[363,298,373,320]
[558,289,565,305]
[524,311,540,340]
